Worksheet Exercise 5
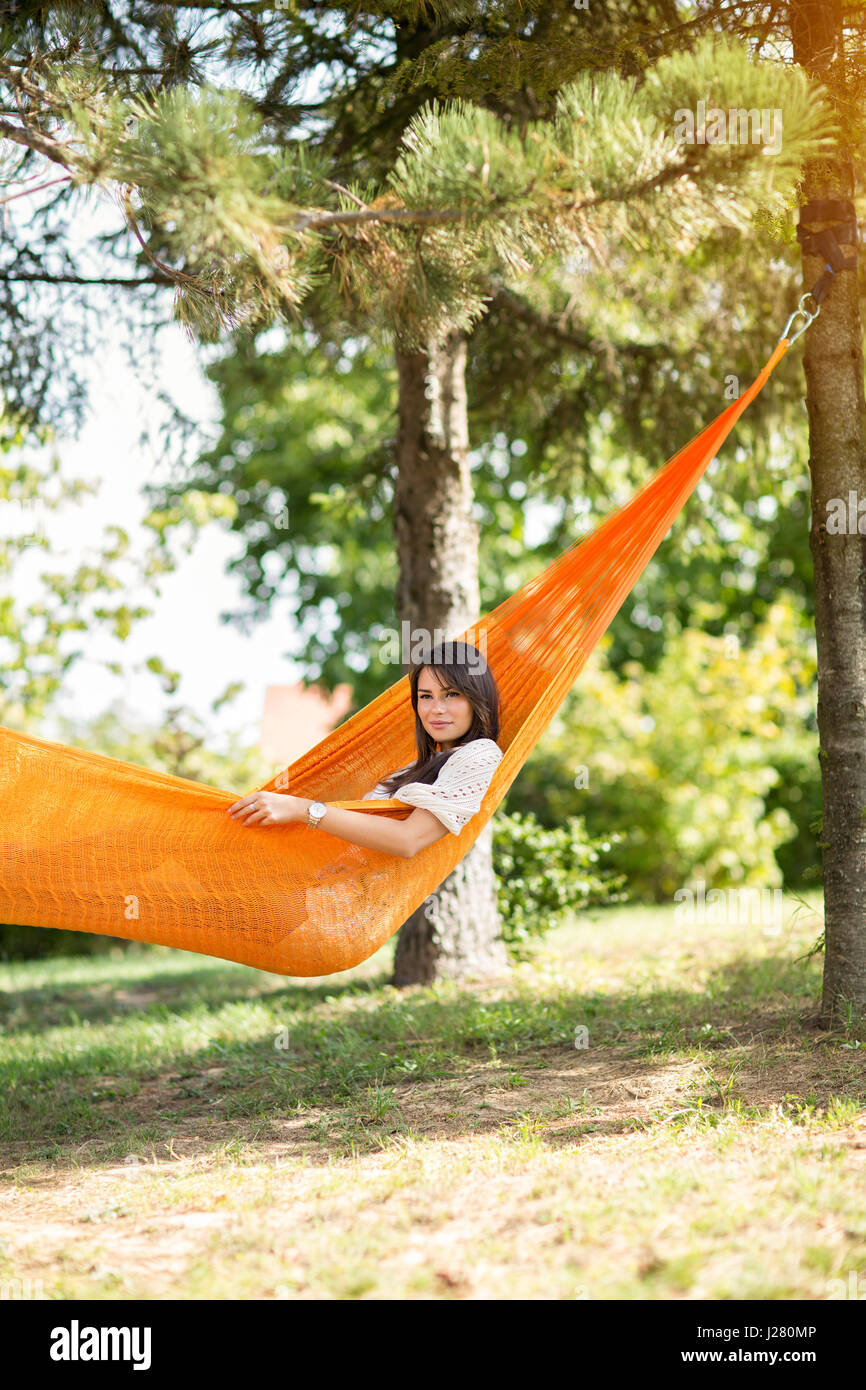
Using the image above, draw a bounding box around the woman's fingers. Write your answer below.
[228,795,268,825]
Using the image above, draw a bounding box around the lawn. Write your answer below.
[1,890,864,1300]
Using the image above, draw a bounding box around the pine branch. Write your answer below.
[118,186,216,293]
[490,286,666,363]
[294,205,464,230]
[0,175,71,204]
[0,29,839,347]
[0,272,168,287]
[0,114,81,169]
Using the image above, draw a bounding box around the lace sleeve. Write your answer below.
[388,739,503,835]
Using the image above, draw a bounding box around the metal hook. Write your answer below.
[780,291,821,345]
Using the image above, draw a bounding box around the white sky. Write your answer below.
[13,306,308,751]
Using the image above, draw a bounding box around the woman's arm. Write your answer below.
[226,792,449,859]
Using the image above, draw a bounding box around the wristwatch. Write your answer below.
[307,800,328,828]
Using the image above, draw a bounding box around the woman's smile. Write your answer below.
[417,668,475,748]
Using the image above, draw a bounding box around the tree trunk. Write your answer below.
[792,1,866,1026]
[389,330,509,986]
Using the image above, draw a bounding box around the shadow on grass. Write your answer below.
[0,954,386,1034]
[2,936,863,1169]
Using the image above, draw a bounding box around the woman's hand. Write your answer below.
[226,791,309,828]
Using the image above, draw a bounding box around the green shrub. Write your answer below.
[508,598,818,900]
[492,809,628,957]
[0,923,129,962]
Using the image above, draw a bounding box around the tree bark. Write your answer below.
[389,330,509,986]
[791,0,866,1026]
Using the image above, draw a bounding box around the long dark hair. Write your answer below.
[378,640,501,795]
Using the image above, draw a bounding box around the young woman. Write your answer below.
[227,641,503,859]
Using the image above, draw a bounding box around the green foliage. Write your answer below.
[385,0,643,105]
[492,809,628,959]
[343,40,836,343]
[142,487,239,559]
[640,36,840,191]
[510,597,819,900]
[0,921,121,963]
[2,18,838,349]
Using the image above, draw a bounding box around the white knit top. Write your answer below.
[362,738,503,836]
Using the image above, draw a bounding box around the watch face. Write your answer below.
[310,801,326,816]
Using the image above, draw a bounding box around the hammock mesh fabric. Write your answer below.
[0,340,789,975]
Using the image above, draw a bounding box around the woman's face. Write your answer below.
[417,668,474,749]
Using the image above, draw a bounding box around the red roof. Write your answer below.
[260,682,354,766]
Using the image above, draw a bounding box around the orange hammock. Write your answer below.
[0,336,791,976]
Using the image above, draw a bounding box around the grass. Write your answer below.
[0,889,865,1300]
